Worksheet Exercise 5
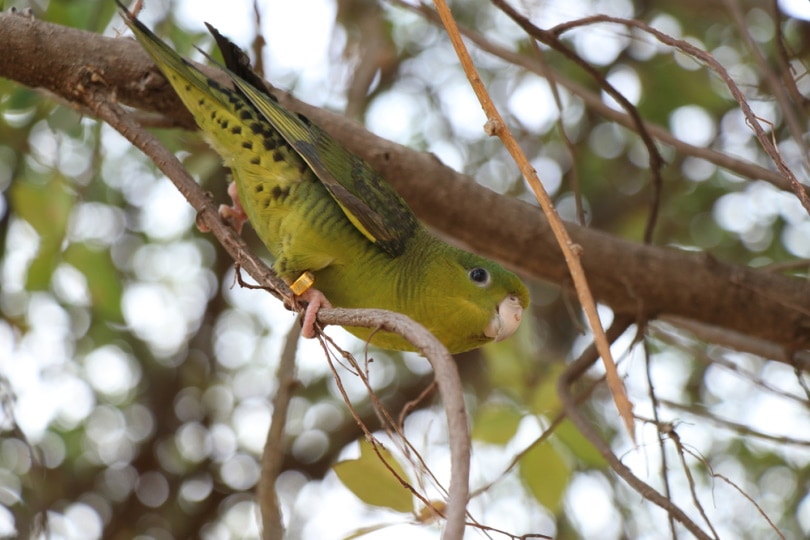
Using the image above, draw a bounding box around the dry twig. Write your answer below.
[432,0,636,440]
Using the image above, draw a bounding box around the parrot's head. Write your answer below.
[425,248,530,353]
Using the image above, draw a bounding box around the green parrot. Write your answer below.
[118,4,529,354]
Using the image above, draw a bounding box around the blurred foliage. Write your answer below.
[333,439,413,513]
[1,0,810,539]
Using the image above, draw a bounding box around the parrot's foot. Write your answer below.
[299,288,332,339]
[219,181,248,234]
[195,182,248,234]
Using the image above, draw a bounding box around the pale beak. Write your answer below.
[484,294,524,342]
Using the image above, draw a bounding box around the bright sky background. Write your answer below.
[2,0,810,538]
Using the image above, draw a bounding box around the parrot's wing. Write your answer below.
[206,24,418,258]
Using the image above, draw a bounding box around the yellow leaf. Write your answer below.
[333,439,413,513]
[415,500,446,524]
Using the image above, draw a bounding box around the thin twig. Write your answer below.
[656,317,810,372]
[526,40,585,226]
[663,430,786,539]
[324,332,449,511]
[433,0,635,440]
[472,349,624,497]
[319,336,442,520]
[771,0,808,112]
[315,308,470,540]
[557,315,714,540]
[667,428,721,539]
[712,472,787,540]
[723,0,808,167]
[389,0,807,199]
[642,338,677,539]
[251,0,267,78]
[398,381,437,429]
[547,13,810,215]
[490,0,664,244]
[651,324,810,408]
[657,400,810,447]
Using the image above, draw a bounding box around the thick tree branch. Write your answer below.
[1,14,809,358]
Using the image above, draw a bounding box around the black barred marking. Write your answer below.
[250,122,263,134]
[272,150,283,162]
[250,157,260,165]
[271,186,290,202]
[207,78,224,91]
[242,141,253,150]
[210,111,216,120]
[296,113,311,125]
[198,98,205,106]
[262,138,277,151]
[239,110,252,121]
[231,126,242,135]
[255,184,264,192]
[184,84,191,91]
[221,120,229,129]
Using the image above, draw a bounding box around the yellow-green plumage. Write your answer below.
[120,5,529,353]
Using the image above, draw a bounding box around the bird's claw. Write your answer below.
[218,181,247,234]
[195,183,247,234]
[298,288,331,339]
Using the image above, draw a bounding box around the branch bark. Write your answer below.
[1,13,809,359]
[259,323,300,540]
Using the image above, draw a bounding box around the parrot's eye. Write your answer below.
[468,267,491,287]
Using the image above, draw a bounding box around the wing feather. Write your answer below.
[207,24,418,257]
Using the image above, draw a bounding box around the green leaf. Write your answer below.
[472,402,522,445]
[529,363,565,414]
[555,419,607,468]
[4,85,40,112]
[25,252,57,291]
[482,310,543,401]
[519,441,570,514]
[11,174,73,237]
[333,439,413,513]
[63,243,124,322]
[11,174,74,290]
